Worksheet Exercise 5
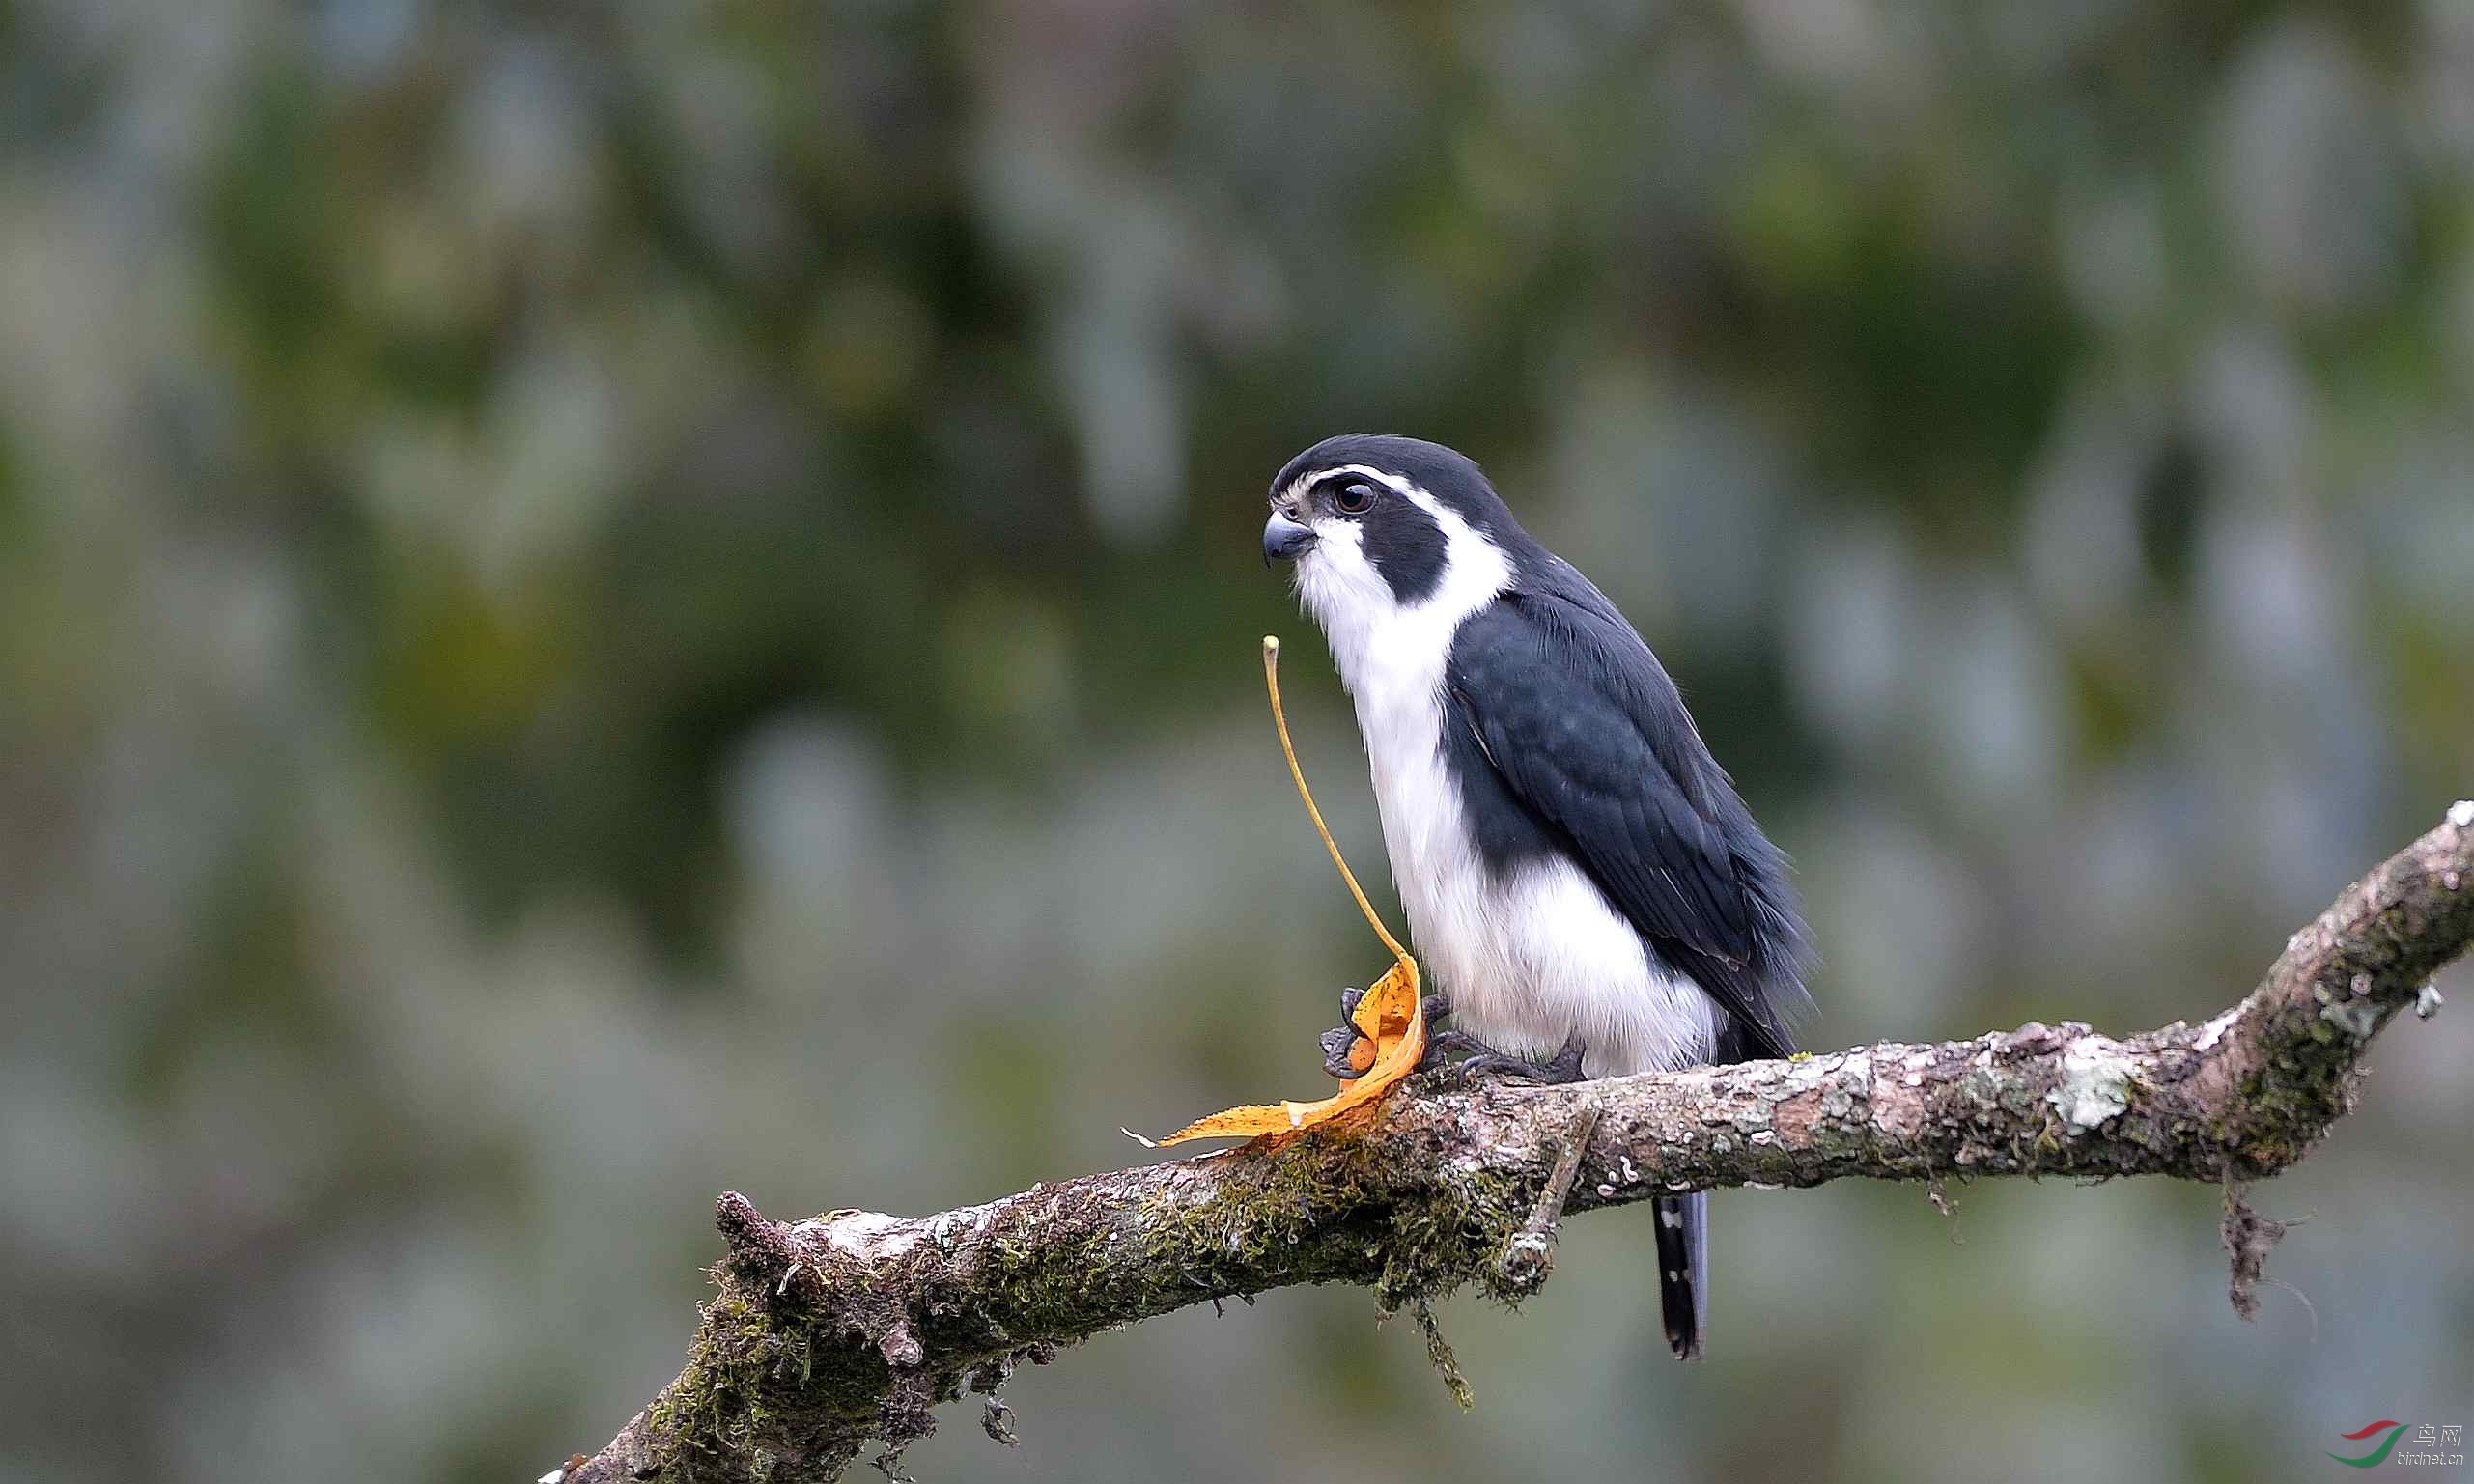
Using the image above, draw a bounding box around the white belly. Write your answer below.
[1352,671,1719,1079]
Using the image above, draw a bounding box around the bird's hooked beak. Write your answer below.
[1263,511,1317,566]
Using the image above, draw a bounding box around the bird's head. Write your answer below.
[1263,434,1525,651]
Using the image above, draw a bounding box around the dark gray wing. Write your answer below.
[1446,588,1801,1059]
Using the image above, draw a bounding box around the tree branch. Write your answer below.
[553,805,2474,1484]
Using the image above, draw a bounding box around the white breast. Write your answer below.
[1298,486,1720,1078]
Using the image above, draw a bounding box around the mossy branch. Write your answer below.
[551,806,2474,1484]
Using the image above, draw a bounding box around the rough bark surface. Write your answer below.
[554,807,2474,1484]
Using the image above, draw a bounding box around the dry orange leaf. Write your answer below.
[1130,638,1427,1146]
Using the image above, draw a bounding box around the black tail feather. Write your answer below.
[1654,1192,1707,1361]
[1653,1012,1788,1358]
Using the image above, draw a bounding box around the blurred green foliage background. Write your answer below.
[4,3,2470,1482]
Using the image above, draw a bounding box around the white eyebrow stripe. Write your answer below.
[1299,464,1481,545]
[1283,464,1423,504]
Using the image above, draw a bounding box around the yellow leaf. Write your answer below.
[1130,638,1427,1146]
[1138,956,1425,1144]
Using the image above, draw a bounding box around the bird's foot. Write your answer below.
[1318,1022,1366,1079]
[1421,1028,1588,1084]
[1320,987,1451,1078]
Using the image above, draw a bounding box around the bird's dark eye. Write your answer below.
[1334,482,1375,514]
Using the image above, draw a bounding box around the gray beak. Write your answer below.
[1263,512,1317,566]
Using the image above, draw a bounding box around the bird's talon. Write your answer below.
[1418,1028,1588,1084]
[1318,1023,1369,1079]
[1417,1027,1491,1073]
[1458,1054,1554,1082]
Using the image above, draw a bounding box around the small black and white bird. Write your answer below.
[1263,434,1812,1361]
